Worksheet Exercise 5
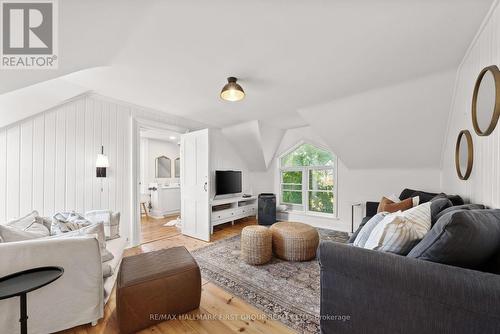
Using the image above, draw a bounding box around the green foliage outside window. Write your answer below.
[280,143,335,214]
[281,143,334,167]
[281,171,302,204]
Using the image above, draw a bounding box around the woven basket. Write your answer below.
[241,226,272,265]
[270,222,319,261]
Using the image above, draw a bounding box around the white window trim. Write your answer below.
[278,141,338,218]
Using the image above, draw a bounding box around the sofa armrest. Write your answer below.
[0,237,104,334]
[365,201,379,217]
[319,241,500,334]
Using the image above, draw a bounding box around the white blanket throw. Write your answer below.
[52,211,92,234]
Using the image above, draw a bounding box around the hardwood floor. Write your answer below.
[58,216,295,334]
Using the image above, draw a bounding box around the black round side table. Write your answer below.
[0,266,64,334]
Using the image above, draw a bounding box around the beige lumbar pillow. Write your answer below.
[364,202,431,255]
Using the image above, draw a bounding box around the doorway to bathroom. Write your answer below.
[138,124,182,244]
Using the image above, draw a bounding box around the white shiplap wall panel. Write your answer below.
[0,131,6,221]
[108,104,117,211]
[43,111,56,216]
[54,108,66,213]
[20,120,33,214]
[0,95,132,231]
[442,1,500,206]
[101,102,110,210]
[84,98,94,212]
[6,126,20,219]
[32,114,45,214]
[75,99,86,213]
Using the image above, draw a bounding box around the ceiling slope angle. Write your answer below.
[221,120,284,171]
[298,70,456,169]
[0,78,90,128]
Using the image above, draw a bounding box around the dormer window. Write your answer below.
[279,143,336,216]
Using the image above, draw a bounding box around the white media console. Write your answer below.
[210,195,258,234]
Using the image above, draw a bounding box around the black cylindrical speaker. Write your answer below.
[258,193,276,225]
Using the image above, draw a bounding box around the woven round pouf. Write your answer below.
[270,222,319,261]
[241,225,272,265]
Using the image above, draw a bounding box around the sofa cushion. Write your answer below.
[5,210,39,229]
[434,204,486,222]
[44,222,106,250]
[352,212,387,248]
[399,188,464,206]
[101,248,115,262]
[348,216,372,243]
[399,188,437,203]
[377,197,413,213]
[407,210,500,269]
[3,211,49,236]
[364,202,431,255]
[0,223,49,242]
[429,195,453,225]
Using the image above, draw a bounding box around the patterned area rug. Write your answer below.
[192,228,348,334]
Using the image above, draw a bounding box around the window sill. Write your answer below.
[278,209,339,220]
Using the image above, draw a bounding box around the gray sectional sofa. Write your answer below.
[319,189,500,334]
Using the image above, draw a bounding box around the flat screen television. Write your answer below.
[215,170,242,195]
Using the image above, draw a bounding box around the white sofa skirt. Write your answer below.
[0,236,127,333]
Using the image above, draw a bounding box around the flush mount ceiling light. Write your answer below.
[220,77,245,102]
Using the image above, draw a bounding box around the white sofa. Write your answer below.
[0,232,127,333]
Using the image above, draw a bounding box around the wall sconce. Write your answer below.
[96,145,109,178]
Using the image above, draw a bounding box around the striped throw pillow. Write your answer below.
[364,202,431,255]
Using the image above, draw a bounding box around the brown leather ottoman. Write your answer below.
[117,246,201,334]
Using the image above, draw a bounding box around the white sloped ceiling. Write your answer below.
[298,70,456,169]
[221,120,284,171]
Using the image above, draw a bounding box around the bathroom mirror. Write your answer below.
[155,156,171,178]
[472,65,500,136]
[455,130,473,180]
[174,157,180,178]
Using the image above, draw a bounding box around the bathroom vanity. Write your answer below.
[149,184,181,218]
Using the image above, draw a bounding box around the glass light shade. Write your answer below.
[220,77,245,101]
[96,154,109,168]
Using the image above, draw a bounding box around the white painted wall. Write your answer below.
[250,126,441,232]
[0,95,133,239]
[140,137,180,192]
[210,129,252,199]
[441,0,500,206]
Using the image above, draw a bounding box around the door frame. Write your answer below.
[179,128,211,242]
[131,116,189,246]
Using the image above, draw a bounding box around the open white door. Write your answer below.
[180,129,210,241]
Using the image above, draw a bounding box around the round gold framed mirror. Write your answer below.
[455,130,473,180]
[472,65,500,136]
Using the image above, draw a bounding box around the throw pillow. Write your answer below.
[43,222,106,251]
[101,248,115,262]
[0,224,48,242]
[434,204,486,222]
[348,216,371,243]
[51,211,92,235]
[5,210,39,230]
[399,188,437,203]
[429,196,453,225]
[364,202,432,255]
[407,210,500,269]
[352,212,388,248]
[5,211,50,237]
[377,197,413,213]
[85,210,121,240]
[102,262,114,278]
